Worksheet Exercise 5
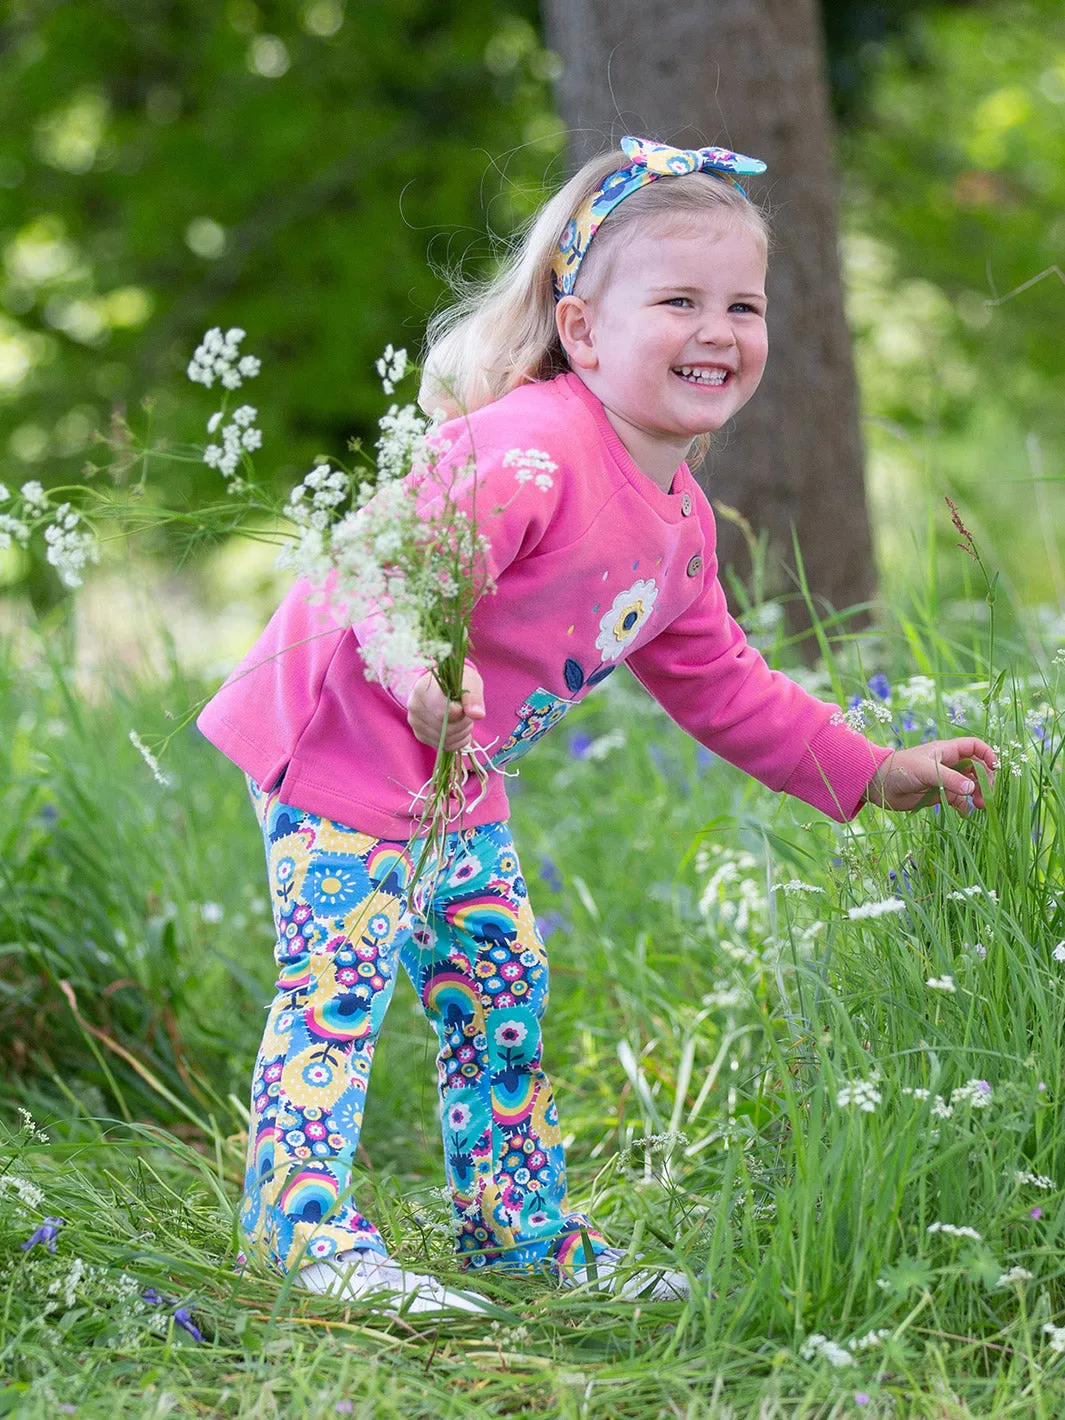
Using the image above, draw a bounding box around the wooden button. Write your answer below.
[680,492,693,516]
[686,554,703,577]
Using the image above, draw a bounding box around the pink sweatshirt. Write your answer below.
[197,372,890,838]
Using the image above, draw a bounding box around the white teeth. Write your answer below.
[675,366,727,385]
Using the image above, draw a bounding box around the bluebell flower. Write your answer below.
[569,732,592,759]
[948,703,966,726]
[848,692,862,710]
[536,911,569,942]
[900,711,918,733]
[21,1216,65,1252]
[173,1307,204,1342]
[539,857,563,893]
[695,745,715,769]
[868,673,891,702]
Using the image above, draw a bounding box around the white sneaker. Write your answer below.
[566,1246,692,1301]
[295,1248,491,1315]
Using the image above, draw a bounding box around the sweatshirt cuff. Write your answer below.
[783,720,894,823]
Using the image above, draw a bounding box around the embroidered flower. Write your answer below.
[595,579,659,661]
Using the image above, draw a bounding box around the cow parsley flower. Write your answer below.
[847,897,907,920]
[375,344,408,395]
[773,880,825,896]
[43,503,100,587]
[187,326,259,390]
[927,1221,982,1241]
[20,479,48,509]
[926,974,957,993]
[1043,1323,1065,1353]
[997,1267,1034,1286]
[1015,1170,1055,1191]
[800,1334,856,1367]
[1052,942,1065,963]
[836,1079,882,1113]
[951,1078,992,1108]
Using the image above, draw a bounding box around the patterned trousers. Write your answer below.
[239,776,605,1276]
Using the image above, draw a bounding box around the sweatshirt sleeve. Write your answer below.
[625,512,891,823]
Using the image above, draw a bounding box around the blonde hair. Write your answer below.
[419,144,770,419]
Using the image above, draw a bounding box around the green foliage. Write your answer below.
[2,543,1065,1412]
[0,0,560,572]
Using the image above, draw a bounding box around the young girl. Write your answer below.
[198,135,996,1313]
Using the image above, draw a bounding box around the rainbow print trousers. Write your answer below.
[240,776,605,1276]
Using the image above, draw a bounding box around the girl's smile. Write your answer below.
[556,218,769,490]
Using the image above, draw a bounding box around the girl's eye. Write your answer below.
[664,296,693,308]
[730,302,755,314]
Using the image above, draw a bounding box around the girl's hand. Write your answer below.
[863,738,997,815]
[407,661,486,753]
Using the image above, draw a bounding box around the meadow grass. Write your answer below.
[1,570,1063,1418]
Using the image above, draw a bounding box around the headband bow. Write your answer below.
[552,134,766,301]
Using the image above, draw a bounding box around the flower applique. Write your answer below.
[595,579,659,661]
[490,658,615,768]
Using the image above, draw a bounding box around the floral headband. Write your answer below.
[551,135,767,301]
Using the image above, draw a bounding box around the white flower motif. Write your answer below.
[594,578,659,662]
[447,1101,472,1131]
[493,1021,528,1049]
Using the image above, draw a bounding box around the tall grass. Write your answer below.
[1,552,1063,1417]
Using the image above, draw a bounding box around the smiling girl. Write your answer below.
[198,135,996,1314]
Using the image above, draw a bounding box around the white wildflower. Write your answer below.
[43,504,100,587]
[702,985,745,1009]
[47,1255,86,1310]
[947,885,997,901]
[1052,942,1065,963]
[375,344,408,395]
[902,1087,931,1100]
[0,483,7,501]
[926,974,956,993]
[848,1329,890,1352]
[773,880,825,896]
[187,326,259,389]
[18,1107,49,1143]
[847,897,907,920]
[800,1334,855,1368]
[503,448,558,490]
[1053,649,1065,668]
[129,730,173,788]
[0,513,31,550]
[931,1095,954,1120]
[997,1267,1034,1286]
[231,404,257,427]
[1043,1323,1065,1353]
[927,1221,982,1241]
[200,901,224,924]
[241,427,262,452]
[20,480,47,509]
[836,1079,882,1113]
[950,1078,992,1108]
[0,1173,45,1210]
[1015,1170,1055,1191]
[206,411,224,434]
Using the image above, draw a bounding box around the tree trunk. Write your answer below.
[540,0,875,629]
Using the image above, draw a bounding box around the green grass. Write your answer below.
[1,575,1064,1417]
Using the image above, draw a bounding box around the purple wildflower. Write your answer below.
[848,692,863,710]
[21,1216,66,1252]
[539,857,563,893]
[337,1404,354,1415]
[868,673,891,702]
[568,731,592,759]
[900,711,918,732]
[855,1396,870,1409]
[1038,1082,1047,1093]
[173,1306,203,1342]
[948,703,966,726]
[536,910,569,942]
[1031,1207,1044,1220]
[141,1287,166,1305]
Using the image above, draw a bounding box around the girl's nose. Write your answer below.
[696,311,737,346]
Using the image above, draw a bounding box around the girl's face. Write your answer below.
[557,216,768,489]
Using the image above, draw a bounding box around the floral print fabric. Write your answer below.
[240,776,605,1277]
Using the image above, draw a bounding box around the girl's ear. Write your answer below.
[555,295,598,371]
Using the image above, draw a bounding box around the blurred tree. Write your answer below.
[541,0,876,625]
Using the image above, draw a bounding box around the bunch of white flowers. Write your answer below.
[927,1221,982,1241]
[202,403,263,491]
[43,502,100,588]
[836,1079,883,1113]
[186,326,261,389]
[847,896,907,921]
